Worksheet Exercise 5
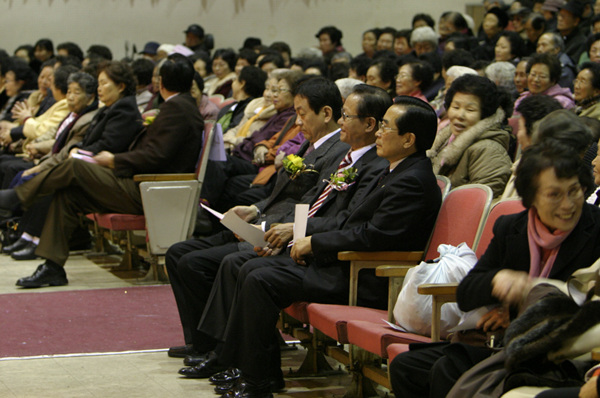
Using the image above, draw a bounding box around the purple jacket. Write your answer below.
[513,84,575,116]
[232,106,295,162]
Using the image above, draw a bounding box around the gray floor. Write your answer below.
[0,253,351,397]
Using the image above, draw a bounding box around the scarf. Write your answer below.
[527,208,573,278]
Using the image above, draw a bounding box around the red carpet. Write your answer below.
[0,285,184,358]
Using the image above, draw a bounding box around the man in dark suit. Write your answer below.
[1,54,204,288]
[187,85,392,361]
[182,97,442,398]
[165,77,350,358]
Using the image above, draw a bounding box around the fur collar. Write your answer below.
[427,107,505,173]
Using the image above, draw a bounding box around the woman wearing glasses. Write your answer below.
[426,74,513,198]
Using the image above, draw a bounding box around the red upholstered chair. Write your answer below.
[436,175,451,199]
[343,198,525,390]
[87,122,215,280]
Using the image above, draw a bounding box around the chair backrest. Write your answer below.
[219,98,236,110]
[195,121,215,185]
[475,198,525,259]
[424,184,493,260]
[436,175,451,199]
[208,94,225,107]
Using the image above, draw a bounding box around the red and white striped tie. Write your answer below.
[307,151,353,218]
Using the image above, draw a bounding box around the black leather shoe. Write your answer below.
[209,368,242,385]
[2,237,29,254]
[11,242,38,260]
[221,380,273,398]
[217,377,284,395]
[16,263,68,288]
[168,344,197,358]
[183,353,208,366]
[178,357,227,379]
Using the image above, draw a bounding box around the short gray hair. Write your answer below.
[410,26,438,47]
[67,72,97,96]
[335,77,363,99]
[541,32,565,53]
[485,61,516,91]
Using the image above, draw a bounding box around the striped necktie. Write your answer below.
[307,151,353,218]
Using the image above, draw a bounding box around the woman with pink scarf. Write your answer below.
[390,140,600,398]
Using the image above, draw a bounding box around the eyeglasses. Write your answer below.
[529,73,549,81]
[271,87,290,95]
[539,185,583,204]
[378,120,397,134]
[341,110,363,121]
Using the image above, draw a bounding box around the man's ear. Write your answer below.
[365,116,378,133]
[322,105,333,123]
[404,132,417,148]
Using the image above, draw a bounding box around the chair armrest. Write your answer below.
[133,173,196,182]
[417,283,458,342]
[592,347,600,361]
[339,251,423,262]
[417,283,459,296]
[375,265,414,278]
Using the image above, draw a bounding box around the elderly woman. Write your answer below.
[392,140,600,398]
[427,74,513,197]
[359,29,379,58]
[206,48,237,97]
[582,32,600,64]
[410,26,438,56]
[513,53,575,115]
[395,61,433,102]
[574,62,600,118]
[494,31,525,64]
[222,71,280,151]
[2,65,142,259]
[485,61,517,98]
[366,57,397,97]
[190,72,219,122]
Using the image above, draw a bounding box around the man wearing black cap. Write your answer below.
[184,24,207,53]
[558,1,587,63]
[140,41,160,62]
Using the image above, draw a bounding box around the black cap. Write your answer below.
[140,41,159,55]
[559,1,584,18]
[184,24,204,38]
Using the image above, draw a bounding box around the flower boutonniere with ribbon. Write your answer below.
[282,154,318,180]
[142,109,160,126]
[324,167,358,191]
[143,115,156,126]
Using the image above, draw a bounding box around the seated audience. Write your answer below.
[411,26,439,56]
[376,27,396,52]
[485,61,517,97]
[574,62,600,118]
[536,32,577,89]
[358,28,379,59]
[392,139,600,398]
[131,58,154,112]
[427,74,513,197]
[206,48,237,97]
[0,58,37,122]
[315,25,344,65]
[513,57,530,94]
[366,57,397,97]
[395,60,433,102]
[189,72,219,122]
[494,30,525,64]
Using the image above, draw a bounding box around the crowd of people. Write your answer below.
[0,0,599,397]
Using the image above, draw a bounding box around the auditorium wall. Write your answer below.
[0,0,477,58]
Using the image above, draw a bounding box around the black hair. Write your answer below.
[395,29,413,42]
[304,59,328,76]
[192,71,205,93]
[350,55,373,78]
[586,33,600,55]
[392,96,438,153]
[445,74,507,120]
[189,50,212,75]
[212,48,237,71]
[40,59,58,70]
[53,65,79,95]
[55,55,82,69]
[238,66,267,98]
[131,58,155,87]
[68,72,97,96]
[295,76,343,121]
[535,110,594,154]
[237,48,258,66]
[269,42,292,60]
[442,48,475,71]
[405,61,434,91]
[316,26,343,47]
[528,12,547,31]
[515,95,562,137]
[57,42,84,62]
[526,52,561,84]
[497,31,525,59]
[330,62,350,81]
[34,39,54,54]
[379,27,397,38]
[98,60,137,97]
[14,45,34,61]
[579,62,600,90]
[486,7,509,29]
[441,11,473,36]
[370,57,398,89]
[6,57,37,90]
[418,52,442,75]
[444,33,477,52]
[0,50,10,77]
[350,84,393,121]
[515,140,594,208]
[258,53,284,69]
[412,13,435,29]
[160,53,195,93]
[87,45,112,61]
